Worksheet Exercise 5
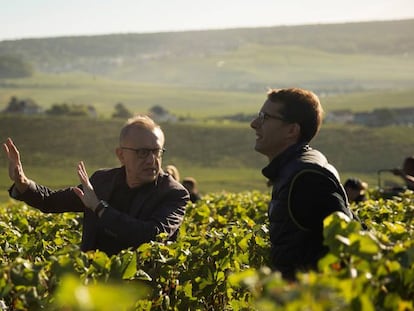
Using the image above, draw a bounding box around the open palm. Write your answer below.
[73,161,99,210]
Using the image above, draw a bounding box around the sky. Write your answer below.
[1,0,413,41]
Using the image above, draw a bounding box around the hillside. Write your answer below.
[1,116,413,200]
[0,19,413,92]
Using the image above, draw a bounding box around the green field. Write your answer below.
[0,73,264,118]
[1,115,413,202]
[1,73,414,119]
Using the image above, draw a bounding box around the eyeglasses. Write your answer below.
[256,111,286,125]
[121,147,166,159]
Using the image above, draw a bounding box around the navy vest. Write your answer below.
[263,143,353,277]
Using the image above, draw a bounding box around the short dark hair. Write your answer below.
[182,177,198,191]
[344,178,367,191]
[267,88,323,143]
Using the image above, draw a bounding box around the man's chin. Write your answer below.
[254,145,271,159]
[254,144,264,154]
[141,174,157,183]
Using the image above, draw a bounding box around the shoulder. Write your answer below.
[291,146,340,182]
[90,167,123,180]
[289,147,342,192]
[290,169,349,213]
[157,173,189,197]
[291,169,339,191]
[89,167,125,192]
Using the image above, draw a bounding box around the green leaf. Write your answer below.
[122,252,137,279]
[349,233,379,255]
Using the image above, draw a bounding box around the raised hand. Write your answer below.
[73,161,100,211]
[2,138,29,193]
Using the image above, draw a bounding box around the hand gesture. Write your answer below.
[2,138,29,193]
[73,161,100,211]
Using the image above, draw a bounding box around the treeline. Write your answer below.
[1,96,133,119]
[1,96,179,121]
[0,55,33,78]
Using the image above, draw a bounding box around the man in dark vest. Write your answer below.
[4,115,189,256]
[251,88,353,280]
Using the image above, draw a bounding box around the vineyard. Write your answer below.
[0,190,413,310]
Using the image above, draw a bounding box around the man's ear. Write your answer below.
[115,147,125,164]
[287,123,301,141]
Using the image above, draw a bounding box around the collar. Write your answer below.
[262,142,310,180]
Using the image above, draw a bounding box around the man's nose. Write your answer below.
[250,116,259,129]
[144,151,158,163]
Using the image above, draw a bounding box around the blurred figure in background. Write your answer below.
[165,164,180,182]
[182,177,201,203]
[343,178,368,203]
[392,156,414,191]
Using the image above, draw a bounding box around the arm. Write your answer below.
[392,168,414,190]
[73,164,188,248]
[3,137,85,213]
[98,188,188,248]
[404,175,414,190]
[73,161,101,214]
[3,137,31,193]
[273,171,347,276]
[289,171,347,231]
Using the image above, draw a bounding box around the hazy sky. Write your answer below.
[1,0,413,41]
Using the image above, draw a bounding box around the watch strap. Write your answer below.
[95,200,108,217]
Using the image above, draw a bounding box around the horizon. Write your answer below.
[1,17,413,42]
[1,0,413,41]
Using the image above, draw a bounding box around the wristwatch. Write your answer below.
[94,200,109,217]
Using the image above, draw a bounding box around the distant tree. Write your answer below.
[2,96,42,115]
[0,55,34,78]
[149,105,178,123]
[3,96,20,113]
[46,103,71,116]
[112,102,132,119]
[374,108,396,126]
[150,105,169,116]
[45,103,94,117]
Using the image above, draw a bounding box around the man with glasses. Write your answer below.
[251,88,353,280]
[3,115,189,256]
